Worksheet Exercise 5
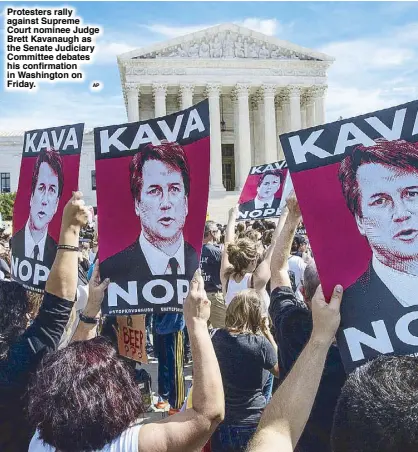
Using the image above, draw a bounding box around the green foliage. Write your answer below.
[0,192,16,221]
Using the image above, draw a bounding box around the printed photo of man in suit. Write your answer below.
[338,139,418,367]
[239,169,284,213]
[101,141,199,413]
[11,148,63,270]
[101,141,198,279]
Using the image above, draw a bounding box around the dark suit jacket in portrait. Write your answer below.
[100,237,199,283]
[239,197,281,213]
[11,227,57,270]
[337,262,418,373]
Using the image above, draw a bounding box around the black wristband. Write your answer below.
[79,312,100,325]
[57,245,79,251]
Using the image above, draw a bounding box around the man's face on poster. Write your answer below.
[29,162,60,232]
[135,159,188,243]
[257,175,281,200]
[355,163,418,264]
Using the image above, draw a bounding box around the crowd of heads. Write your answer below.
[2,144,418,452]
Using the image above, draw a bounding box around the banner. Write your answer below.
[280,100,418,372]
[117,315,148,364]
[11,123,84,292]
[237,160,288,221]
[96,100,210,315]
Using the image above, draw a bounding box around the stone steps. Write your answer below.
[207,190,241,224]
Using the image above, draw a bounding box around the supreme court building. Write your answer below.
[0,23,333,222]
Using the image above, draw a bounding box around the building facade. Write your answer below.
[0,23,333,222]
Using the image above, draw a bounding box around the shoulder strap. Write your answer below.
[209,328,219,338]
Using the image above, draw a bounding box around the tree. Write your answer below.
[0,192,16,221]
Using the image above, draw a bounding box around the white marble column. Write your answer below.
[280,91,291,134]
[305,91,315,128]
[251,93,263,165]
[313,85,327,126]
[231,92,241,191]
[288,86,302,132]
[235,83,252,190]
[301,106,307,129]
[152,83,167,118]
[179,83,194,110]
[126,83,139,123]
[261,84,277,164]
[275,96,284,160]
[206,83,225,191]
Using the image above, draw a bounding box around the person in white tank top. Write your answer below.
[26,271,225,452]
[29,423,143,452]
[221,207,280,315]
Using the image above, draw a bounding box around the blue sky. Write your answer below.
[1,1,417,131]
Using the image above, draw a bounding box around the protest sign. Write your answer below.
[237,160,287,221]
[96,100,210,315]
[280,100,418,372]
[117,315,148,364]
[11,123,84,292]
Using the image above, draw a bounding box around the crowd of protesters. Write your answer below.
[1,190,418,452]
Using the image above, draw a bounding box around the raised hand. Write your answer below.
[311,284,343,346]
[62,191,89,230]
[184,269,211,326]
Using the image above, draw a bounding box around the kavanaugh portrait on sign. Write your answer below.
[96,100,210,315]
[11,123,84,292]
[280,100,418,372]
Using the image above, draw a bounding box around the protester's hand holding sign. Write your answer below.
[229,205,239,219]
[184,269,211,326]
[248,284,343,452]
[284,190,301,220]
[61,191,89,233]
[71,262,110,343]
[85,263,110,317]
[311,284,342,346]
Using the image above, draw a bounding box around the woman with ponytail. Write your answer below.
[220,207,278,314]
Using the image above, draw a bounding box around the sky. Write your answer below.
[1,1,417,131]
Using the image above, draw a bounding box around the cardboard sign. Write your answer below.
[237,160,288,221]
[117,315,148,363]
[280,100,418,372]
[10,123,84,292]
[96,100,210,315]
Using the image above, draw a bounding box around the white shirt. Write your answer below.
[254,196,274,210]
[89,250,97,265]
[288,255,307,301]
[372,256,418,307]
[24,221,46,261]
[139,233,185,275]
[29,423,142,452]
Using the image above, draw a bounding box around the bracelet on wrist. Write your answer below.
[57,245,79,252]
[79,311,100,325]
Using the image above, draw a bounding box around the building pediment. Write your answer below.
[118,23,333,62]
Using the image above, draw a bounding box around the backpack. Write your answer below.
[134,368,152,412]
